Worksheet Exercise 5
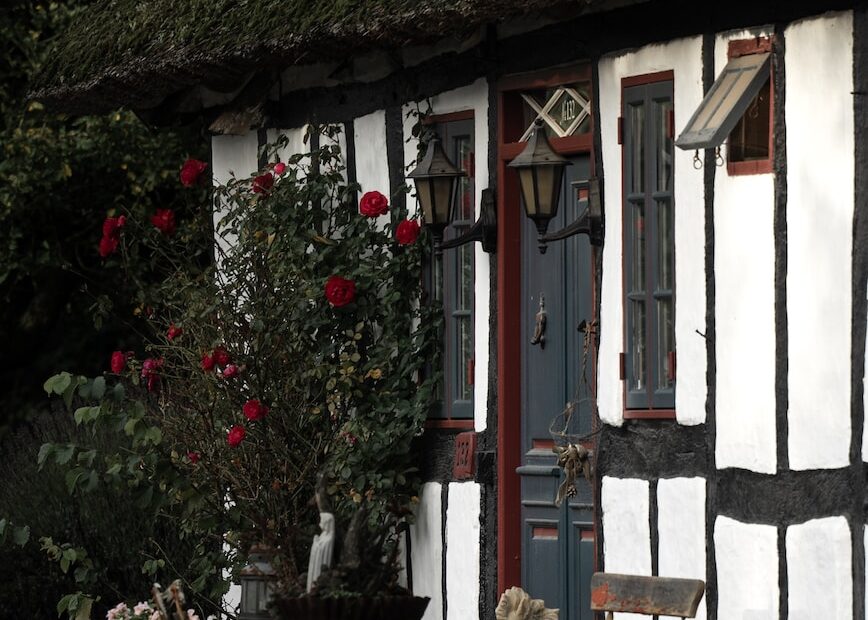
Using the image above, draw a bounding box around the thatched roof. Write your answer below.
[32,0,636,115]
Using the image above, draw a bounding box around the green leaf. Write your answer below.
[12,525,29,547]
[123,418,137,436]
[112,383,125,402]
[91,376,105,400]
[55,444,75,465]
[37,443,53,468]
[74,596,92,620]
[73,407,89,425]
[57,594,74,615]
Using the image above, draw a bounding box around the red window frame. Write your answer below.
[726,36,774,176]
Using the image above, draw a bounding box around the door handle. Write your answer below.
[530,294,546,348]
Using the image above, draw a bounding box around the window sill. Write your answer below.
[425,419,475,430]
[622,409,676,420]
[728,158,772,176]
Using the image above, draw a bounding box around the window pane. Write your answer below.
[728,78,771,162]
[455,136,474,221]
[520,83,592,141]
[631,299,646,392]
[656,296,674,390]
[656,100,673,192]
[629,103,645,193]
[631,202,645,293]
[457,317,473,401]
[456,243,473,309]
[656,200,674,291]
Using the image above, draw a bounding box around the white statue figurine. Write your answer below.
[306,512,336,592]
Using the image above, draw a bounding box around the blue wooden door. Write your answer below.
[519,154,596,620]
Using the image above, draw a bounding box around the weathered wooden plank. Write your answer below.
[590,572,705,617]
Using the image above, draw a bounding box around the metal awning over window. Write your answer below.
[675,52,771,150]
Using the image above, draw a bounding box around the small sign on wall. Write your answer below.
[453,431,477,480]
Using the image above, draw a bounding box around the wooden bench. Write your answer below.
[590,573,705,620]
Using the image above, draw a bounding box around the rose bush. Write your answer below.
[40,127,440,611]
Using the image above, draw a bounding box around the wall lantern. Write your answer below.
[238,546,275,620]
[407,138,497,255]
[508,119,572,254]
[509,119,604,253]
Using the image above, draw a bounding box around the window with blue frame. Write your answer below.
[622,76,675,412]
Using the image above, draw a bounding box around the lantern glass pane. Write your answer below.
[534,165,562,219]
[433,177,455,224]
[415,179,434,225]
[518,168,537,216]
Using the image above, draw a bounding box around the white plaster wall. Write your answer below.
[445,481,480,620]
[657,478,706,620]
[210,132,260,617]
[402,78,491,432]
[597,36,706,426]
[786,12,854,470]
[714,516,778,620]
[353,109,391,198]
[714,27,778,475]
[786,516,852,620]
[410,482,443,620]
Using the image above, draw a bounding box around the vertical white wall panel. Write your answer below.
[602,477,651,620]
[446,481,480,620]
[353,109,391,197]
[597,36,706,427]
[786,12,854,470]
[787,516,852,620]
[713,28,778,474]
[402,78,491,432]
[714,516,778,620]
[410,482,443,620]
[657,478,706,620]
[210,132,263,617]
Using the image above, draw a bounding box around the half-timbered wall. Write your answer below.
[207,4,867,619]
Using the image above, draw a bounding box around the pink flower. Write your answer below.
[212,347,231,368]
[133,602,152,616]
[107,602,128,620]
[141,357,163,392]
[180,158,208,187]
[151,209,176,235]
[187,451,200,464]
[221,364,239,379]
[395,219,421,245]
[110,351,126,374]
[273,162,286,175]
[324,275,356,308]
[167,324,183,341]
[243,399,269,421]
[253,173,274,194]
[359,190,389,217]
[200,354,215,372]
[187,609,201,620]
[227,425,245,447]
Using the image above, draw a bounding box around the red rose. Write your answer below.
[253,173,274,194]
[359,190,389,217]
[324,275,356,308]
[167,324,183,341]
[222,364,240,379]
[110,351,126,374]
[243,399,269,421]
[102,216,126,238]
[151,209,176,235]
[273,162,286,175]
[227,425,246,448]
[395,219,421,245]
[141,357,163,392]
[187,451,201,464]
[99,235,119,258]
[180,158,208,187]
[213,347,231,368]
[201,354,215,372]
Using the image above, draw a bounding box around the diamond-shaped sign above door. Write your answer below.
[520,86,591,142]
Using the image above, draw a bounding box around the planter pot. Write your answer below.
[271,595,430,620]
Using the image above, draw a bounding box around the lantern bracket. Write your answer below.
[440,188,497,253]
[540,178,603,249]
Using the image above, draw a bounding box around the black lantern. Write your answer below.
[407,138,466,255]
[237,546,275,620]
[508,119,572,253]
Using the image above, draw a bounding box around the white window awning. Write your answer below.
[675,52,771,150]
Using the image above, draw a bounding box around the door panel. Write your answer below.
[519,154,595,620]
